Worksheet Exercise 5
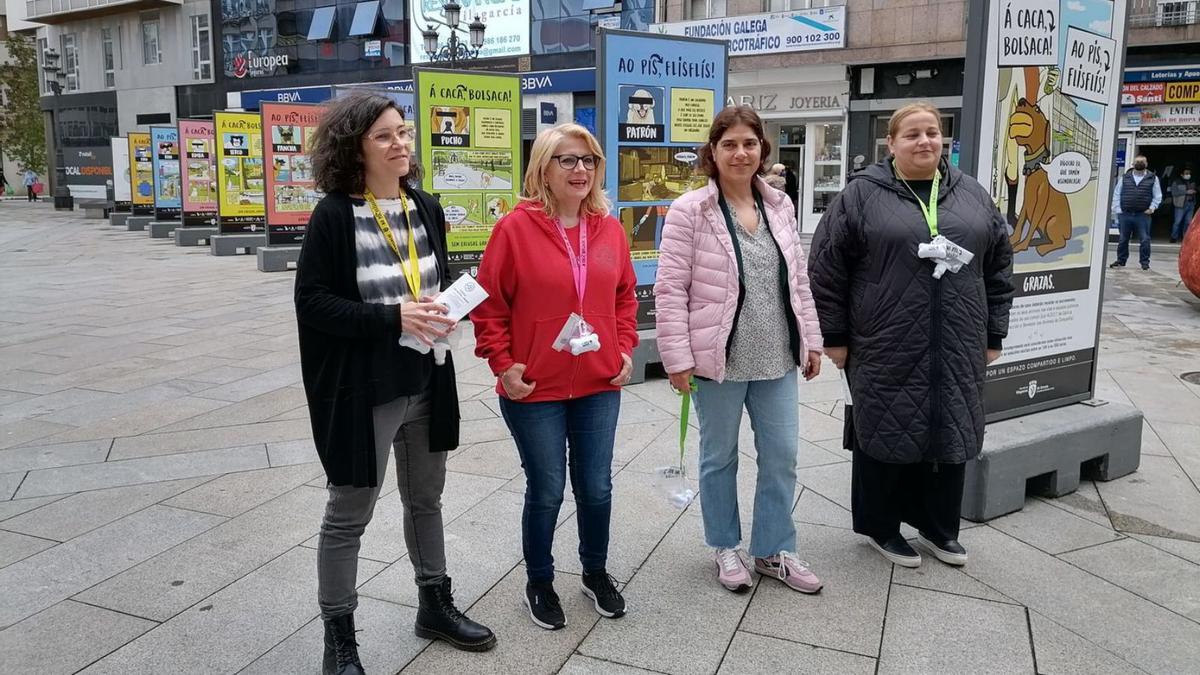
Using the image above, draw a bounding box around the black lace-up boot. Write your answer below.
[322,613,364,675]
[415,576,497,652]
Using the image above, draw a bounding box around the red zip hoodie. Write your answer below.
[471,200,639,402]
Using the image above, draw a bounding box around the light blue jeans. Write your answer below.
[693,368,799,558]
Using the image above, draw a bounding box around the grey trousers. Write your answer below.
[317,391,448,618]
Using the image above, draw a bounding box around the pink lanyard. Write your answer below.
[554,218,588,308]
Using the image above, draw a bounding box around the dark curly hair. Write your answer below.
[311,90,423,194]
[697,105,771,179]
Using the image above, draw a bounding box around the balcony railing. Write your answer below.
[1129,0,1199,27]
[24,0,181,25]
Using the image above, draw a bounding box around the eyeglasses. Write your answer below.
[368,127,414,146]
[551,154,598,170]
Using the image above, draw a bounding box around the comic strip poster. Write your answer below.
[128,132,155,215]
[150,126,182,220]
[111,138,131,212]
[261,102,325,245]
[179,120,218,228]
[599,30,728,327]
[214,111,266,234]
[416,69,522,278]
[975,0,1127,418]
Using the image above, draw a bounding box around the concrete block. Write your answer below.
[148,220,179,238]
[163,463,325,518]
[3,477,209,542]
[15,445,269,498]
[0,505,225,629]
[962,403,1143,522]
[256,245,301,272]
[210,233,266,256]
[0,601,156,675]
[629,329,660,385]
[173,227,216,247]
[109,212,130,227]
[878,586,1034,674]
[126,216,153,232]
[719,632,876,674]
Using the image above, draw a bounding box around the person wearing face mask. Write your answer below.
[1110,155,1162,270]
[472,124,638,631]
[807,102,1014,568]
[656,105,826,595]
[1169,166,1196,244]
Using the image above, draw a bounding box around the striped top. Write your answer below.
[352,196,441,306]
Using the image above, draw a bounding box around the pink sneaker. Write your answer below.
[713,548,753,593]
[755,552,823,594]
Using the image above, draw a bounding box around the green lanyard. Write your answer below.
[676,377,698,467]
[899,170,941,238]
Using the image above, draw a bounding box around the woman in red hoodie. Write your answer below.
[472,123,639,631]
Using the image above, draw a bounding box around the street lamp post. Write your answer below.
[41,48,74,211]
[420,1,487,67]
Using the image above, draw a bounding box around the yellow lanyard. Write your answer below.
[898,169,941,239]
[364,189,421,299]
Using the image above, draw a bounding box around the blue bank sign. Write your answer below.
[653,7,845,55]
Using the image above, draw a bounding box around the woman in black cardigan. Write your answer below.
[295,92,496,674]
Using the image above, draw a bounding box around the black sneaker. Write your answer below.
[916,533,969,566]
[1141,264,1150,270]
[867,535,922,568]
[524,581,566,630]
[1109,262,1125,268]
[581,570,626,618]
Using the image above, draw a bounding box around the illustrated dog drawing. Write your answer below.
[1007,67,1072,256]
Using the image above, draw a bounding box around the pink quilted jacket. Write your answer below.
[654,177,823,382]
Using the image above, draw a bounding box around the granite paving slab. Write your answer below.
[0,505,226,628]
[0,600,158,675]
[3,477,210,541]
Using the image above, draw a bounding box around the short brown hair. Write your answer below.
[310,91,423,195]
[887,102,943,139]
[697,105,772,178]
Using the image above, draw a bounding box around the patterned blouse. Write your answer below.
[723,202,795,382]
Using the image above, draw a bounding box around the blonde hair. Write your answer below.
[522,124,611,218]
[886,102,944,139]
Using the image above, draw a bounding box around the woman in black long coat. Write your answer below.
[295,91,496,674]
[807,102,1014,568]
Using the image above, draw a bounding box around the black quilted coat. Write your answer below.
[807,159,1014,464]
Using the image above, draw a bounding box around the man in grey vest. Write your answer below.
[1110,155,1162,270]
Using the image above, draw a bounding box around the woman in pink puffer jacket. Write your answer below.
[654,106,825,596]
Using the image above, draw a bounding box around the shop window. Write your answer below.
[582,0,616,8]
[348,0,381,37]
[872,114,955,164]
[308,6,337,40]
[811,122,843,214]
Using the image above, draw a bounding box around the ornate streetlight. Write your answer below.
[41,48,74,211]
[421,1,487,67]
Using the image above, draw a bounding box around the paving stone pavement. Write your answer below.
[2,202,1200,674]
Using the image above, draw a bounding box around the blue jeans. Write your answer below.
[1116,212,1152,267]
[693,369,799,558]
[500,391,619,583]
[1172,202,1195,240]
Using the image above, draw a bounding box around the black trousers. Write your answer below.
[850,443,965,543]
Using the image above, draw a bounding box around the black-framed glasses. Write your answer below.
[552,154,598,170]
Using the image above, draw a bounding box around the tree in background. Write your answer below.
[0,35,47,175]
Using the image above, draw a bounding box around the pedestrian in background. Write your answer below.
[472,123,639,631]
[23,168,37,202]
[1110,155,1162,270]
[764,163,787,191]
[807,102,1013,569]
[1169,166,1196,243]
[296,91,496,675]
[655,105,825,595]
